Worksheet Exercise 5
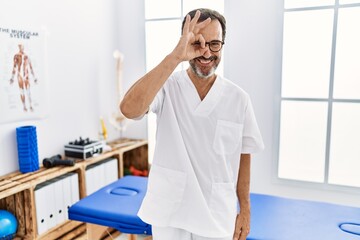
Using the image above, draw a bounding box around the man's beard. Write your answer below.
[189,56,219,79]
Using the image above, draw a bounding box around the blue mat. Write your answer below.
[248,193,360,240]
[68,175,151,235]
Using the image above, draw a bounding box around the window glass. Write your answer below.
[145,0,181,19]
[329,103,360,187]
[280,0,360,190]
[183,0,224,15]
[284,0,335,9]
[281,10,333,98]
[278,101,328,182]
[145,20,182,71]
[333,7,360,99]
[339,0,360,4]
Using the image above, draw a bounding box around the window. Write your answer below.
[279,1,360,188]
[145,1,225,163]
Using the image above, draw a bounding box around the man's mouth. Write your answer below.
[195,56,217,65]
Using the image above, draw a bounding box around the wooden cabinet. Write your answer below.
[0,138,148,240]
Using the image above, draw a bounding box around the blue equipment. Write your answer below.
[68,176,151,235]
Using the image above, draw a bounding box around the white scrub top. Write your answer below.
[138,70,264,238]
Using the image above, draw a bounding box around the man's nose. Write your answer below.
[202,47,212,58]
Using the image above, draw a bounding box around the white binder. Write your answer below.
[86,158,119,195]
[34,181,57,234]
[70,173,80,204]
[34,183,48,235]
[95,163,106,190]
[85,166,96,195]
[105,158,118,185]
[46,181,57,231]
[54,177,66,224]
[62,174,73,220]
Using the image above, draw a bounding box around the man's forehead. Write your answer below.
[198,20,222,40]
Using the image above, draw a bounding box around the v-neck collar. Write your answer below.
[180,70,224,117]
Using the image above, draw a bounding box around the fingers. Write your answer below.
[176,10,212,60]
[233,228,250,240]
[182,14,191,35]
[239,229,247,240]
[183,10,211,35]
[196,17,211,30]
[188,10,201,32]
[232,227,241,240]
[233,213,250,240]
[196,34,206,48]
[182,11,198,35]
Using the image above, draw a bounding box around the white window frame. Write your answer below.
[277,0,360,192]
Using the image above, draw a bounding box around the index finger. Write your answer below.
[194,17,211,32]
[188,10,201,32]
[233,228,241,240]
[182,14,191,34]
[239,228,249,240]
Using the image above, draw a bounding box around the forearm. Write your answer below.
[120,53,181,119]
[120,11,211,119]
[237,154,251,212]
[233,154,252,240]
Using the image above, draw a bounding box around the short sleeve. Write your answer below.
[125,85,166,121]
[241,98,265,153]
[149,86,165,115]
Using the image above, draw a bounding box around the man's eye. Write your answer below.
[210,42,221,47]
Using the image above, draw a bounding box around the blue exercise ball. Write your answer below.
[0,210,17,239]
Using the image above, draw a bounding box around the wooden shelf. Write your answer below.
[0,138,148,240]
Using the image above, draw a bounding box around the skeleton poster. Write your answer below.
[0,26,47,123]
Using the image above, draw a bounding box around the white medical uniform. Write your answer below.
[138,70,264,238]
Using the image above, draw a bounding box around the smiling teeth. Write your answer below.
[199,59,211,64]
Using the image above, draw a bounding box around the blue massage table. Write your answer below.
[248,193,360,240]
[68,176,360,240]
[68,175,151,240]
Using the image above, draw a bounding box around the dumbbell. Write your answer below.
[43,154,75,168]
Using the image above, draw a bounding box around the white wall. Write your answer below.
[0,0,147,176]
[224,0,282,196]
[114,0,148,139]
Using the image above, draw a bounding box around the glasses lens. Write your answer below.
[209,41,223,52]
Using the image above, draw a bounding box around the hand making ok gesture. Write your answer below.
[171,10,212,62]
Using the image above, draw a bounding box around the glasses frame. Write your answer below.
[193,40,225,52]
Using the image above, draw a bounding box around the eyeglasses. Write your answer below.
[192,40,225,52]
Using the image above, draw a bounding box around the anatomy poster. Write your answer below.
[0,26,47,123]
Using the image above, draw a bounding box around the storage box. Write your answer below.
[64,141,103,159]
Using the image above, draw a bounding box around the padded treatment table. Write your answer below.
[68,175,360,240]
[68,175,151,240]
[248,193,360,240]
